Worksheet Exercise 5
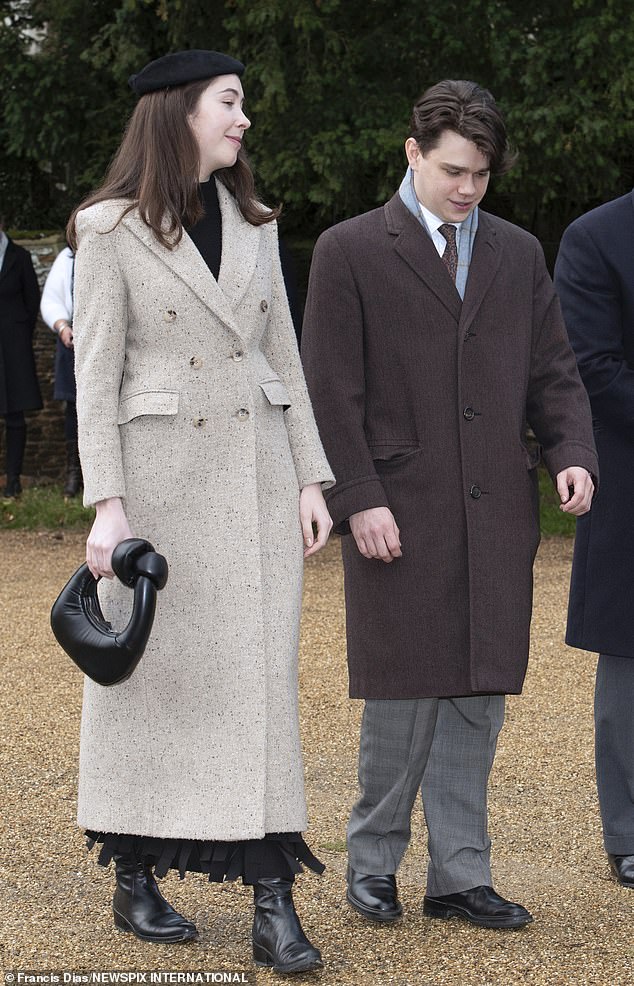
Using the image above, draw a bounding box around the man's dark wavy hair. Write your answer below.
[409,79,517,176]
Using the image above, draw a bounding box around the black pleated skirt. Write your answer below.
[86,830,325,885]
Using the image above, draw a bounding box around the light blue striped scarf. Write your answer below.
[398,167,478,300]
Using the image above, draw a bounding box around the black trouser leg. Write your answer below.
[63,402,82,496]
[595,654,634,853]
[4,412,26,496]
[64,400,78,442]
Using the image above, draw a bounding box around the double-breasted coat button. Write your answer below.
[189,356,203,369]
[469,484,482,499]
[232,350,244,361]
[260,299,269,312]
[463,406,476,420]
[163,309,177,322]
[193,417,206,428]
[236,408,250,421]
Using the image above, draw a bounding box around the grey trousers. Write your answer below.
[347,695,505,896]
[595,654,634,854]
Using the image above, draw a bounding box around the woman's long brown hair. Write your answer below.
[67,78,280,249]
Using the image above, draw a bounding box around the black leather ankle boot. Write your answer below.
[63,439,82,497]
[252,876,323,973]
[113,852,198,943]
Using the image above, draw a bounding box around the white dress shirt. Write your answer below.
[418,203,462,258]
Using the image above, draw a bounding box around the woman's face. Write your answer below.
[189,74,251,180]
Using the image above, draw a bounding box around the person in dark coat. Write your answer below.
[302,80,598,930]
[554,191,634,889]
[0,218,42,497]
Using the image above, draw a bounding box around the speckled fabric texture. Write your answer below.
[72,182,334,841]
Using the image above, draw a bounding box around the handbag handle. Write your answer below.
[50,538,169,686]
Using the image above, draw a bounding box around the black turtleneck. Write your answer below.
[186,178,222,280]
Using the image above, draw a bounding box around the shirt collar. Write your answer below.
[418,202,461,235]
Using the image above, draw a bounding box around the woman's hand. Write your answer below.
[86,497,133,579]
[59,324,74,348]
[54,319,74,349]
[299,483,333,558]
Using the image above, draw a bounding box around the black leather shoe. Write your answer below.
[113,853,198,943]
[346,865,403,922]
[252,877,323,973]
[423,885,533,928]
[608,853,634,888]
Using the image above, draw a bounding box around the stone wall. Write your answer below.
[1,235,68,484]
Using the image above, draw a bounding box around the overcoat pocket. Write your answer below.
[369,442,421,464]
[259,378,291,409]
[118,390,180,425]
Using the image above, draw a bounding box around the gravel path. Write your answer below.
[1,531,632,985]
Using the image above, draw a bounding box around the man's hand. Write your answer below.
[349,507,402,562]
[556,466,595,516]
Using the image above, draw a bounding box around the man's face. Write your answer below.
[405,129,490,224]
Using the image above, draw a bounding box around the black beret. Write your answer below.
[129,49,245,96]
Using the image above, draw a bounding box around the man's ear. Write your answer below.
[405,138,421,170]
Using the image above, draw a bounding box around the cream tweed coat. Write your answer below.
[72,182,334,841]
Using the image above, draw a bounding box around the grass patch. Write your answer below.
[538,468,577,537]
[0,485,94,531]
[320,839,347,853]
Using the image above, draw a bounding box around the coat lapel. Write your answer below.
[0,240,17,283]
[384,194,462,321]
[216,181,262,309]
[458,212,502,337]
[120,193,249,338]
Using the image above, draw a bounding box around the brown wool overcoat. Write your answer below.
[301,193,598,700]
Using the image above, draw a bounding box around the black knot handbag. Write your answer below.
[50,538,168,686]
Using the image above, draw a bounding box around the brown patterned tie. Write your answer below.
[439,223,458,282]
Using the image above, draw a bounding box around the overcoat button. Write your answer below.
[232,350,244,361]
[163,309,177,322]
[236,408,250,421]
[463,406,475,421]
[189,356,203,369]
[469,484,482,499]
[193,418,206,428]
[260,299,268,312]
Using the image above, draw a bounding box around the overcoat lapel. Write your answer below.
[0,240,17,283]
[216,181,262,309]
[384,194,462,321]
[459,213,502,337]
[119,182,261,339]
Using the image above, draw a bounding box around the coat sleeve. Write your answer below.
[526,240,599,481]
[73,211,128,506]
[260,224,334,491]
[40,249,73,330]
[301,229,391,534]
[555,218,634,433]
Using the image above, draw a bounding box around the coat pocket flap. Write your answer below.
[118,390,180,425]
[259,378,291,409]
[369,442,421,462]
